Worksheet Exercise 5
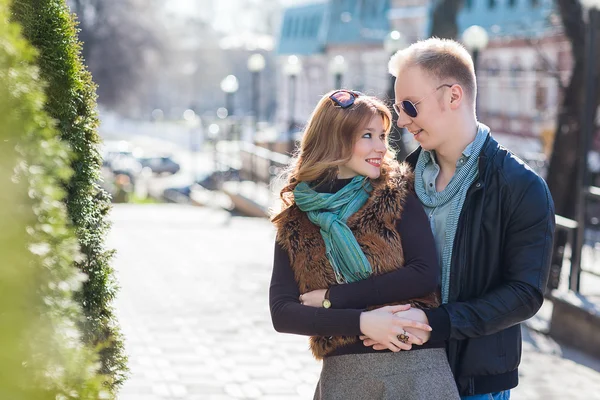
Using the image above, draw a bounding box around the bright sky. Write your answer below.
[164,0,213,19]
[163,0,250,33]
[163,0,322,33]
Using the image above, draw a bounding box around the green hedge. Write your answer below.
[0,0,109,397]
[11,0,128,392]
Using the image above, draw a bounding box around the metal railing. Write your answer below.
[551,186,600,294]
[552,215,579,293]
[239,142,290,186]
[582,186,600,282]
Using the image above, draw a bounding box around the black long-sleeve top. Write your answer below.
[269,178,443,356]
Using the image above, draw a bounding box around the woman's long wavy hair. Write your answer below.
[271,90,395,223]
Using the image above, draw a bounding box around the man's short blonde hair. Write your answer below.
[388,38,476,107]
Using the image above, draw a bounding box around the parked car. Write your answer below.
[101,140,142,168]
[138,155,180,175]
[163,184,192,204]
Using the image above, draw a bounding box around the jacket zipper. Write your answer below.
[449,180,483,300]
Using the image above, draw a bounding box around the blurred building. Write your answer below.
[455,0,568,157]
[275,0,569,160]
[276,0,396,137]
[389,0,431,45]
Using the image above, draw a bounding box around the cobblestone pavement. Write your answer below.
[109,204,600,400]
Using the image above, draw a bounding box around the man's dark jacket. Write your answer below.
[406,133,555,396]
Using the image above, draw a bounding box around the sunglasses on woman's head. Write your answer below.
[393,83,455,118]
[329,90,364,109]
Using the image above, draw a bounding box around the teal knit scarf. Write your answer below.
[293,176,373,283]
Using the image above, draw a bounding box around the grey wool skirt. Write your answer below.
[313,348,460,400]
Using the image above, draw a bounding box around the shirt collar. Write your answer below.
[421,123,489,167]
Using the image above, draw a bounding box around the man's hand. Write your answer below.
[359,305,432,352]
[299,289,327,307]
[360,307,431,350]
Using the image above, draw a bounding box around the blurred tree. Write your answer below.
[11,0,128,393]
[0,0,108,397]
[547,1,600,217]
[69,0,164,113]
[545,0,600,289]
[429,0,464,39]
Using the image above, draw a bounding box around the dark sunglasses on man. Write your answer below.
[393,83,455,118]
[329,89,364,109]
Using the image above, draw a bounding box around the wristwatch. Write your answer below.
[322,289,331,309]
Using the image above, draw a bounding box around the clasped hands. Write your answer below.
[299,289,431,352]
[359,304,431,352]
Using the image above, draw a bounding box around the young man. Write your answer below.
[364,38,556,399]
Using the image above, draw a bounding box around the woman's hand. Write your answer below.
[358,305,432,352]
[299,289,327,307]
[360,307,432,350]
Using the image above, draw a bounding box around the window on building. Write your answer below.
[377,0,384,16]
[531,0,539,7]
[510,61,524,88]
[465,0,473,10]
[511,66,524,76]
[488,0,496,9]
[312,16,320,36]
[358,0,377,19]
[286,17,294,37]
[509,0,517,7]
[368,0,377,18]
[486,59,501,77]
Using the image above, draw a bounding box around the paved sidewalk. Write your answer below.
[109,204,600,400]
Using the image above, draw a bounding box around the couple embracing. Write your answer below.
[269,38,555,400]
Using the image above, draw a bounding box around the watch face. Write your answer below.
[323,299,331,309]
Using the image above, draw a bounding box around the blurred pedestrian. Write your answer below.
[269,90,460,399]
[112,173,132,203]
[359,38,556,400]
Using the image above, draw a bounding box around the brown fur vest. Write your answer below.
[275,161,439,359]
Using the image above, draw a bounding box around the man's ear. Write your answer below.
[449,84,463,110]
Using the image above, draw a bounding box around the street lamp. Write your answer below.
[384,30,406,54]
[247,53,266,184]
[220,74,239,117]
[462,25,489,73]
[207,123,220,181]
[328,55,347,89]
[247,53,266,128]
[283,55,302,154]
[384,30,408,160]
[462,25,489,116]
[571,0,600,291]
[220,74,238,141]
[183,109,201,182]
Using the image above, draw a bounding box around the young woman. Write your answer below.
[269,90,459,399]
